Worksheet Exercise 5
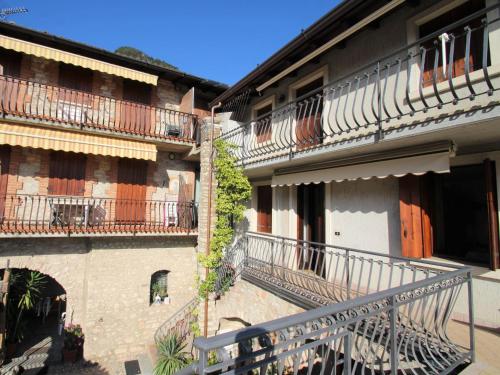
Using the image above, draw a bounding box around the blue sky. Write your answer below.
[1,1,339,85]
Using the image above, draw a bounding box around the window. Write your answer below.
[255,103,273,143]
[123,79,151,105]
[58,64,93,120]
[419,0,486,87]
[48,151,86,196]
[257,185,272,233]
[59,63,93,93]
[0,49,22,77]
[150,270,169,304]
[294,77,324,150]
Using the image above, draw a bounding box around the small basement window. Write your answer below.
[150,270,169,305]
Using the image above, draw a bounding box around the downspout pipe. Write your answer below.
[203,102,222,337]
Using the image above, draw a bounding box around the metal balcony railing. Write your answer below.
[0,74,198,142]
[183,232,473,374]
[219,4,500,166]
[0,194,198,235]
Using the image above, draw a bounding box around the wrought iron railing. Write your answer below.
[0,194,197,235]
[154,297,199,344]
[219,5,500,165]
[181,232,473,374]
[0,74,198,142]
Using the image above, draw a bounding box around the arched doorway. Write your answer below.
[0,268,66,362]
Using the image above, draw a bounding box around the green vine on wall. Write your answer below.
[197,139,252,299]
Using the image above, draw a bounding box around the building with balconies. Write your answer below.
[0,21,226,366]
[190,0,500,374]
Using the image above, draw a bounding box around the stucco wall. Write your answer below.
[0,236,197,360]
[328,177,402,256]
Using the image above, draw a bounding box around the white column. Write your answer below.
[324,182,334,245]
[288,185,298,240]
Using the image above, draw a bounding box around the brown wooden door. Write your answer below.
[58,64,93,108]
[485,159,500,270]
[0,146,11,222]
[257,185,272,233]
[297,183,325,275]
[295,77,324,150]
[120,80,152,135]
[116,159,148,223]
[48,151,86,196]
[399,174,433,259]
[420,0,485,87]
[255,104,272,143]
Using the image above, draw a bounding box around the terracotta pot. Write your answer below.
[63,348,78,363]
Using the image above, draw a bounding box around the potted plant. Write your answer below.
[151,281,168,305]
[63,324,84,363]
[154,333,191,375]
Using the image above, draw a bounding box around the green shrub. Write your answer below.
[154,333,191,375]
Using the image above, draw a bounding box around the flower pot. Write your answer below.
[63,348,78,363]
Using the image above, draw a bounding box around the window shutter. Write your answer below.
[257,185,272,233]
[48,151,86,196]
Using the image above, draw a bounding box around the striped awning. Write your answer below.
[0,35,158,85]
[0,123,157,161]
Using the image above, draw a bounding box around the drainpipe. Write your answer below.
[203,102,222,337]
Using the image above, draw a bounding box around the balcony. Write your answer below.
[220,6,500,167]
[0,74,199,143]
[0,194,197,236]
[184,232,473,374]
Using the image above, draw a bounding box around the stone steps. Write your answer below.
[1,335,62,375]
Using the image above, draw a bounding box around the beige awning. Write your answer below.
[0,35,158,85]
[0,123,157,161]
[272,151,451,187]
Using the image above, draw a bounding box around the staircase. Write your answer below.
[1,336,62,375]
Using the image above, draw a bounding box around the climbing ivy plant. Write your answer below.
[197,138,252,299]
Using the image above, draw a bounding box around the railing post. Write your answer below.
[343,331,352,375]
[467,271,475,363]
[198,347,208,375]
[271,240,275,277]
[376,61,383,141]
[346,250,351,300]
[389,295,398,374]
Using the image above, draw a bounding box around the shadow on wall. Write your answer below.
[0,236,197,257]
[330,178,402,258]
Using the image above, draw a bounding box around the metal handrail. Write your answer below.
[154,297,199,344]
[219,6,500,165]
[0,74,199,142]
[180,232,474,375]
[0,194,198,234]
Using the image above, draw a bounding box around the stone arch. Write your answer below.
[0,254,87,326]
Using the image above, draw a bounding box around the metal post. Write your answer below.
[346,250,351,300]
[389,295,398,374]
[343,331,352,374]
[271,241,275,277]
[467,271,475,363]
[376,61,383,140]
[198,347,208,375]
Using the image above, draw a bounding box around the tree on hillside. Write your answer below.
[115,46,178,71]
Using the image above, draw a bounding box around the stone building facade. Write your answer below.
[0,22,226,364]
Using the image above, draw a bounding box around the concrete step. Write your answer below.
[459,362,499,375]
[137,353,154,375]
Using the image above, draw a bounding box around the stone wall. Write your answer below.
[0,236,198,360]
[205,279,304,336]
[4,147,195,202]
